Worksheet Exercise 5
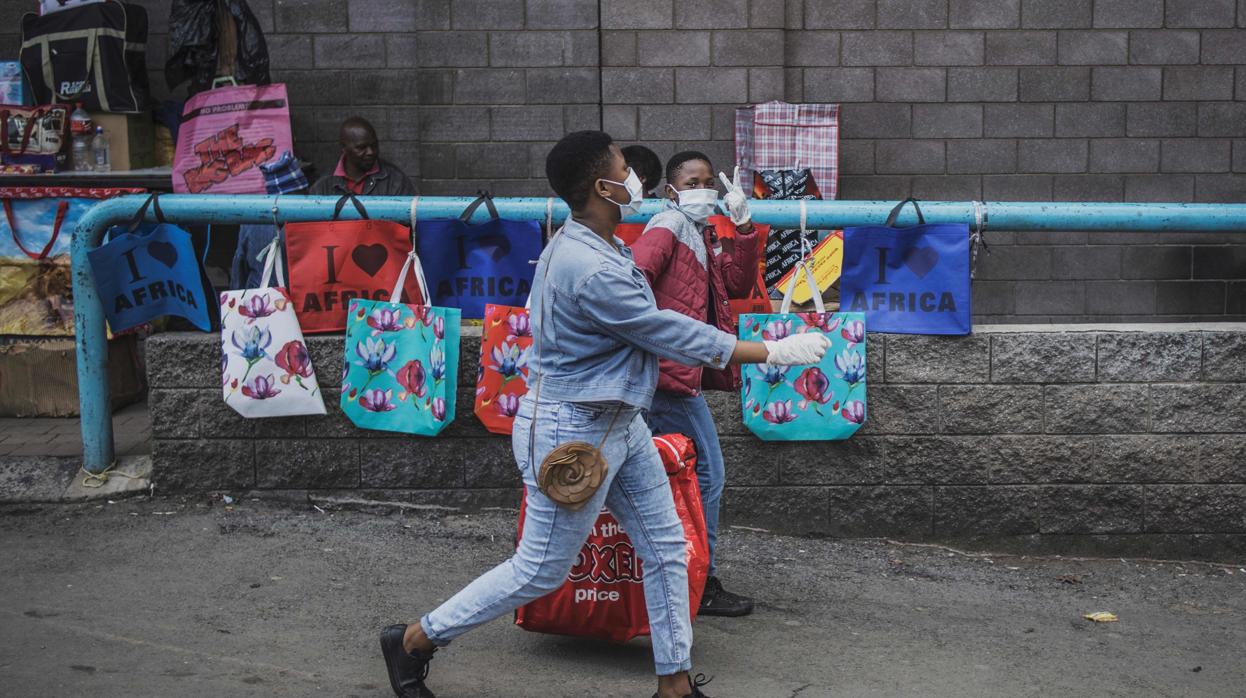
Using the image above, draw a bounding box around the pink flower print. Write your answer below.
[794,366,833,412]
[840,319,865,347]
[397,359,427,399]
[433,315,445,340]
[799,312,841,334]
[241,374,281,400]
[496,393,521,418]
[841,400,866,424]
[367,307,403,333]
[360,388,398,412]
[507,312,532,342]
[432,397,447,421]
[239,294,277,322]
[762,319,792,341]
[762,400,797,424]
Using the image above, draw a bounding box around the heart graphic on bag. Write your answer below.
[147,241,180,268]
[903,246,939,279]
[351,244,389,276]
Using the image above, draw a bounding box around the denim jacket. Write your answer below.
[527,218,739,409]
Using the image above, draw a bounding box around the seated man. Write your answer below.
[309,116,417,197]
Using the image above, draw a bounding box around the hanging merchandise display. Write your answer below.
[734,100,839,200]
[773,230,844,307]
[220,234,326,419]
[474,302,533,435]
[340,250,460,436]
[514,433,709,643]
[738,203,867,441]
[285,194,424,334]
[87,194,215,333]
[19,1,150,113]
[1,186,143,335]
[840,198,972,335]
[172,81,291,195]
[1,104,71,173]
[165,0,271,96]
[415,192,543,320]
[753,168,823,292]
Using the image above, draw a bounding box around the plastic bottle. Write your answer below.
[92,125,110,173]
[70,103,93,172]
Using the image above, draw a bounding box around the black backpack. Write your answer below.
[19,1,150,113]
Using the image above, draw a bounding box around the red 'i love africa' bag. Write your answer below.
[285,194,424,334]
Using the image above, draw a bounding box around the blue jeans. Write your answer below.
[645,391,724,578]
[420,397,693,676]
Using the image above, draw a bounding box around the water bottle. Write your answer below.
[70,103,93,172]
[92,125,111,173]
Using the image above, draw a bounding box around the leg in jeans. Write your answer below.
[646,391,725,577]
[603,410,695,676]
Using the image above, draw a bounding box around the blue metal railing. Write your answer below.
[71,194,1246,473]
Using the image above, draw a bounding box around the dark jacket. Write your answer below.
[308,159,417,197]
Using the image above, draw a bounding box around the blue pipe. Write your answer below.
[72,195,1246,473]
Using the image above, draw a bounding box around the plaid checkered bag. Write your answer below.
[260,151,308,195]
[734,101,840,200]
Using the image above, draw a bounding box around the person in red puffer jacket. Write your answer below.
[631,151,769,618]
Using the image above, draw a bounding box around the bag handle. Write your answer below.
[459,191,499,223]
[884,197,926,227]
[257,237,286,290]
[332,193,369,221]
[779,201,826,315]
[126,193,166,233]
[389,251,431,306]
[3,197,69,260]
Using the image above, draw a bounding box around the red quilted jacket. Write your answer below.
[632,210,765,396]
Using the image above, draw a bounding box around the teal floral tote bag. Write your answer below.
[341,251,460,435]
[739,239,867,441]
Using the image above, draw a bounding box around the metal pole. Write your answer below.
[71,195,1246,473]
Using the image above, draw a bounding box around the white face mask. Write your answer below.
[600,168,644,217]
[668,185,719,223]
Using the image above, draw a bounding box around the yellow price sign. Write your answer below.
[775,232,843,304]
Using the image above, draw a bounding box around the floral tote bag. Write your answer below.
[474,301,533,435]
[341,251,461,435]
[739,206,866,440]
[220,238,326,418]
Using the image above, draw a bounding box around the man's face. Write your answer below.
[341,126,378,173]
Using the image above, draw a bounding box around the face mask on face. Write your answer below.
[668,185,719,223]
[599,168,644,217]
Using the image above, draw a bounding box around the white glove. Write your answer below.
[719,166,751,226]
[764,333,832,366]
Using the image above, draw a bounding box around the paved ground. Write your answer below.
[2,496,1244,697]
[0,402,150,457]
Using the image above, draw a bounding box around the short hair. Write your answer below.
[665,150,713,184]
[621,145,662,194]
[340,116,377,141]
[546,130,616,210]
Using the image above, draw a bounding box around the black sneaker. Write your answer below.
[379,624,436,698]
[651,673,715,698]
[698,576,754,617]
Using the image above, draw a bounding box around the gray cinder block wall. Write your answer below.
[2,0,1244,322]
[148,327,1246,560]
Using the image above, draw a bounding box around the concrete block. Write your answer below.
[1038,485,1144,534]
[886,335,990,384]
[490,31,596,68]
[1093,0,1163,28]
[710,104,738,140]
[602,31,637,65]
[1153,384,1246,432]
[867,334,886,383]
[749,67,786,102]
[885,436,993,483]
[1058,30,1127,65]
[948,67,1018,101]
[361,439,460,488]
[450,0,524,29]
[973,244,1050,280]
[1193,246,1246,280]
[973,280,1016,315]
[351,70,419,106]
[564,105,601,132]
[348,0,417,31]
[1164,67,1235,102]
[941,385,1044,433]
[1089,138,1159,173]
[733,439,887,485]
[875,67,947,102]
[721,486,828,533]
[948,0,1020,29]
[601,0,672,29]
[1230,281,1246,315]
[1121,246,1191,280]
[1018,66,1089,101]
[711,30,784,66]
[1022,0,1092,28]
[1194,174,1246,203]
[602,68,674,104]
[147,333,219,389]
[785,31,841,67]
[877,0,947,28]
[946,139,1017,174]
[153,439,254,492]
[750,0,786,28]
[934,486,1039,535]
[149,389,204,439]
[1157,280,1228,314]
[489,106,564,141]
[416,32,488,67]
[839,104,913,139]
[985,30,1056,65]
[637,30,710,66]
[1202,332,1246,381]
[456,143,530,179]
[1055,103,1125,138]
[1200,434,1246,481]
[1014,280,1085,314]
[1018,139,1087,173]
[1124,174,1195,202]
[912,104,983,138]
[255,439,359,488]
[525,68,599,104]
[1146,485,1246,533]
[911,174,982,199]
[804,68,876,102]
[842,31,913,66]
[1161,139,1231,173]
[857,386,939,436]
[982,174,1053,200]
[1126,103,1197,138]
[384,35,420,69]
[266,35,313,71]
[1044,384,1149,433]
[415,0,452,29]
[525,0,600,28]
[1050,243,1121,278]
[1128,30,1201,65]
[804,0,876,29]
[983,103,1053,137]
[824,486,932,537]
[1082,281,1156,314]
[419,106,491,142]
[274,0,345,32]
[875,138,945,173]
[914,30,984,65]
[991,332,1096,383]
[638,105,712,140]
[1097,332,1202,382]
[676,0,747,28]
[1198,103,1246,137]
[1200,29,1246,64]
[1166,0,1237,27]
[676,67,748,103]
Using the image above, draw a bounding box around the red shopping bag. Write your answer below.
[475,303,532,435]
[285,194,424,334]
[514,434,709,643]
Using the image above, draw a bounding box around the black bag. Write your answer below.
[19,1,150,113]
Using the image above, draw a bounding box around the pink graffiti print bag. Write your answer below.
[173,82,293,194]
